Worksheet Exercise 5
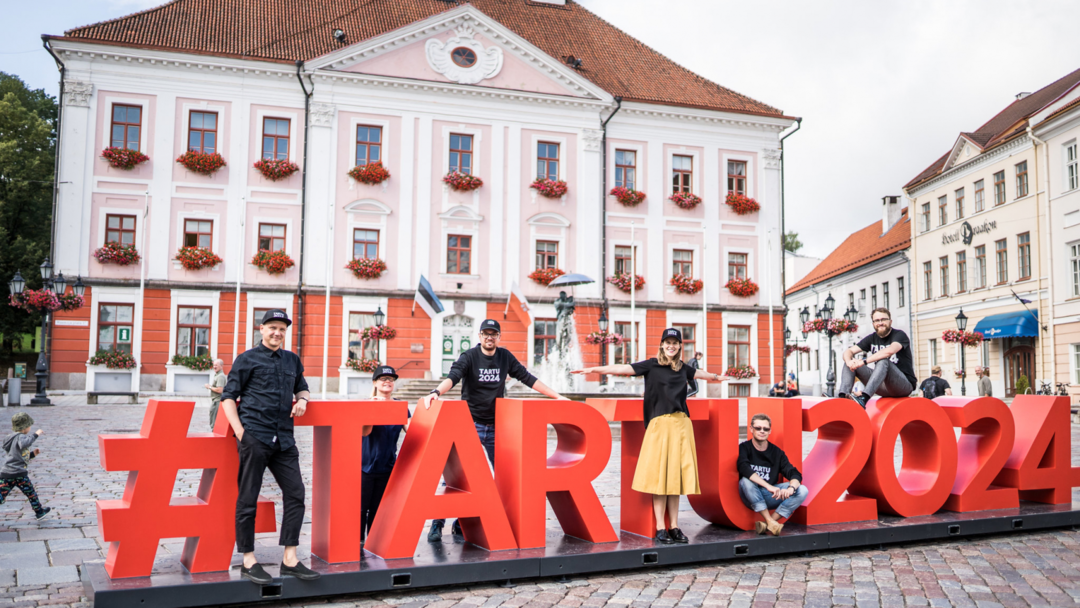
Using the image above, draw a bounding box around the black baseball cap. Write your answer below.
[661,327,683,343]
[372,365,398,381]
[261,309,292,327]
[480,319,501,333]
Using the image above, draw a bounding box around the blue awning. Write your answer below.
[972,310,1039,339]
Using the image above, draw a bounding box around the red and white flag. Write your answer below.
[506,281,533,325]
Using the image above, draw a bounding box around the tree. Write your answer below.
[783,231,803,253]
[0,73,57,357]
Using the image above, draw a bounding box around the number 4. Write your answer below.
[995,395,1080,504]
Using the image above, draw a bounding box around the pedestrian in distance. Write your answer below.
[737,413,807,536]
[838,307,917,408]
[686,351,702,397]
[205,358,226,429]
[976,366,993,397]
[1,412,53,520]
[573,328,731,545]
[360,365,410,545]
[420,318,568,542]
[219,309,320,585]
[918,366,953,400]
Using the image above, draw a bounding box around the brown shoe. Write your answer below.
[767,521,784,536]
[754,521,768,535]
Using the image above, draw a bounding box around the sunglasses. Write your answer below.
[752,425,771,432]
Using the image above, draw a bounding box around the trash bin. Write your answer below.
[7,378,20,407]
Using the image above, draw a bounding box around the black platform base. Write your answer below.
[83,502,1080,608]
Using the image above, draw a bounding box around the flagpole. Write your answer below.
[701,242,707,390]
[631,221,636,363]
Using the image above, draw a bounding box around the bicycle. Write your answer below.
[1056,382,1071,396]
[1037,381,1054,395]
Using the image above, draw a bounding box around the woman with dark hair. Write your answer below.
[573,328,729,544]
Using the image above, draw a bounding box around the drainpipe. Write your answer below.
[1027,126,1053,387]
[598,97,621,383]
[295,60,312,360]
[41,36,65,382]
[778,118,801,385]
[904,193,919,380]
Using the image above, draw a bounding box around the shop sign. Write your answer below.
[942,219,997,246]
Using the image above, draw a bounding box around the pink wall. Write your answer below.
[93,90,156,181]
[167,197,229,282]
[662,229,704,304]
[88,193,147,281]
[171,97,233,185]
[243,203,302,285]
[247,104,305,190]
[663,144,705,220]
[717,149,760,222]
[518,129,578,298]
[607,138,649,216]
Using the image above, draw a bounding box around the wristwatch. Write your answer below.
[429,389,441,398]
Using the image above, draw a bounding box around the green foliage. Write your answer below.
[171,354,214,371]
[0,73,57,357]
[783,231,803,253]
[1015,374,1030,395]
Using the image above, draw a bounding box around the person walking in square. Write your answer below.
[918,366,953,399]
[687,351,702,396]
[976,367,993,397]
[574,328,730,545]
[205,358,227,429]
[1,413,52,521]
[738,413,807,536]
[360,365,410,544]
[220,309,320,585]
[838,307,917,408]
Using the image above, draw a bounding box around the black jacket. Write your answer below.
[221,343,309,450]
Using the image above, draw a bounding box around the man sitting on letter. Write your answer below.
[737,413,807,536]
[838,307,917,408]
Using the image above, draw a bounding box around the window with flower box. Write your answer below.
[675,324,696,362]
[537,142,559,180]
[956,251,967,293]
[355,126,382,167]
[258,223,285,252]
[111,104,142,151]
[251,308,272,348]
[615,246,636,275]
[921,202,930,232]
[536,241,557,270]
[183,219,213,249]
[353,229,378,260]
[615,150,636,189]
[728,253,747,280]
[673,249,693,277]
[262,118,290,160]
[176,306,211,357]
[1018,232,1031,280]
[955,187,965,219]
[939,256,949,296]
[447,235,471,274]
[673,155,693,193]
[188,111,217,154]
[449,133,472,174]
[348,312,378,361]
[106,214,136,246]
[994,170,1006,205]
[995,239,1008,284]
[727,325,750,369]
[98,304,134,354]
[613,321,639,365]
[923,261,932,300]
[727,160,746,195]
[1016,161,1029,198]
[975,245,987,289]
[534,318,557,364]
[974,179,985,212]
[938,195,947,226]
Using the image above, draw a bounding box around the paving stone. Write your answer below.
[14,567,79,586]
[44,539,98,553]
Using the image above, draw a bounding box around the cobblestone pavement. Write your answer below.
[1,399,1079,607]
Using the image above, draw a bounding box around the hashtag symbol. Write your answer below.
[97,399,276,578]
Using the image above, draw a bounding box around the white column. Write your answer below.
[703,146,722,303]
[416,117,433,279]
[303,102,335,284]
[147,93,176,281]
[225,99,250,285]
[646,139,664,301]
[397,114,416,290]
[505,126,522,288]
[578,129,602,299]
[488,123,505,294]
[55,79,93,276]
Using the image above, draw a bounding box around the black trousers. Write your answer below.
[360,471,392,541]
[236,432,305,553]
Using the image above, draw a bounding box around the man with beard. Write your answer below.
[837,307,917,408]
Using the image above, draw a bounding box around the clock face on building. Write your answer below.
[451,47,477,68]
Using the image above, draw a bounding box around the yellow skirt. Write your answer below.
[632,412,700,496]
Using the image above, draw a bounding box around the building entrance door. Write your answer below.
[1004,344,1035,397]
[441,314,474,376]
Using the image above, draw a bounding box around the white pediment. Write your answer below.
[344,199,392,215]
[944,134,982,171]
[308,5,610,101]
[527,212,571,227]
[438,205,484,223]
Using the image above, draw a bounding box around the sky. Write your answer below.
[4,0,1079,259]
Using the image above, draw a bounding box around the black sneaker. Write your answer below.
[451,520,465,542]
[668,528,689,544]
[34,507,53,521]
[241,563,273,585]
[427,522,442,543]
[280,561,321,581]
[654,529,675,545]
[848,393,869,409]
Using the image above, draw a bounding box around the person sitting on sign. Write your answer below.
[738,413,807,536]
[420,319,568,542]
[360,365,410,545]
[837,307,917,408]
[573,328,730,545]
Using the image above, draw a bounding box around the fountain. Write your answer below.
[532,291,584,394]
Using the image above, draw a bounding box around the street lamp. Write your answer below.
[845,304,857,324]
[598,310,609,384]
[373,306,386,328]
[800,306,810,339]
[73,276,86,298]
[956,308,968,396]
[784,327,791,341]
[10,258,65,406]
[823,294,836,396]
[8,271,25,296]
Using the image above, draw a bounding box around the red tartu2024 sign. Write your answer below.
[97,395,1080,578]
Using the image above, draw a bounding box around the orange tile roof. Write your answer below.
[905,67,1080,190]
[786,209,911,295]
[54,0,788,119]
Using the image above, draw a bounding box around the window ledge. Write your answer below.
[439,273,481,280]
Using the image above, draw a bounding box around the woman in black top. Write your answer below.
[574,328,729,545]
[360,366,410,544]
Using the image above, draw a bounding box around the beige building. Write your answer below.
[904,68,1080,398]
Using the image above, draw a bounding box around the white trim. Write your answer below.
[723,246,755,282]
[667,148,702,199]
[165,289,221,392]
[86,287,141,392]
[530,133,570,197]
[527,212,571,274]
[347,116,392,170]
[100,96,150,153]
[254,108,301,163]
[337,295,390,395]
[95,206,144,249]
[667,243,702,281]
[720,311,758,398]
[174,211,223,270]
[250,216,295,259]
[607,142,645,195]
[178,101,227,155]
[721,153,755,200]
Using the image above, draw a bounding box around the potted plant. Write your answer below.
[170,354,214,371]
[584,331,624,346]
[348,162,391,185]
[725,192,760,215]
[88,349,138,370]
[669,192,702,210]
[94,242,141,266]
[345,257,387,280]
[528,268,566,286]
[443,171,484,192]
[725,277,759,298]
[361,326,397,341]
[8,290,83,313]
[176,150,227,175]
[345,358,380,373]
[175,246,223,271]
[669,273,703,295]
[530,178,569,199]
[942,329,984,347]
[253,158,300,181]
[251,250,296,275]
[609,186,646,207]
[101,147,149,170]
[724,364,757,379]
[606,273,645,293]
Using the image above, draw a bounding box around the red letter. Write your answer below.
[294,400,408,563]
[995,395,1080,503]
[745,397,802,469]
[364,399,517,559]
[495,399,617,548]
[849,397,958,517]
[687,399,757,531]
[937,396,1018,512]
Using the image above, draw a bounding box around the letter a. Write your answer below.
[364,399,517,559]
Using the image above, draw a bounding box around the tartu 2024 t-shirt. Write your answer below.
[736,441,802,487]
[447,346,538,425]
[856,328,917,388]
[630,358,697,429]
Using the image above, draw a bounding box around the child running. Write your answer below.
[1,412,53,520]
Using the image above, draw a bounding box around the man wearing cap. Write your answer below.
[220,309,320,585]
[420,318,567,542]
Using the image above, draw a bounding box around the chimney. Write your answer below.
[1015,92,1031,100]
[531,0,567,4]
[882,195,902,233]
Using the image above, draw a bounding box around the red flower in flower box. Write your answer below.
[725,277,759,298]
[253,158,300,181]
[724,364,757,379]
[345,358,381,373]
[725,192,761,215]
[669,192,702,210]
[610,186,646,207]
[669,273,703,295]
[528,267,566,286]
[784,344,811,357]
[176,150,227,175]
[89,349,138,370]
[94,242,141,266]
[251,250,296,275]
[607,273,645,293]
[101,147,149,170]
[348,162,391,185]
[9,289,59,313]
[361,326,397,341]
[174,246,223,271]
[345,257,387,280]
[584,331,624,346]
[443,171,484,192]
[942,329,984,347]
[530,178,569,199]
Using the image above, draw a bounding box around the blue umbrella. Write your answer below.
[548,273,595,287]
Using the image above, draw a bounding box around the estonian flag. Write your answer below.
[413,275,445,318]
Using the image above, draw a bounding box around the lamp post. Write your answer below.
[598,311,609,385]
[956,308,968,396]
[822,293,836,397]
[373,306,386,362]
[800,306,810,339]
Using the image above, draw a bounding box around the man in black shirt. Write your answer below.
[918,366,953,399]
[686,351,702,396]
[737,413,807,536]
[421,319,566,542]
[220,309,320,585]
[838,307,917,408]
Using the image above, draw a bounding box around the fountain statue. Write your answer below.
[532,291,584,393]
